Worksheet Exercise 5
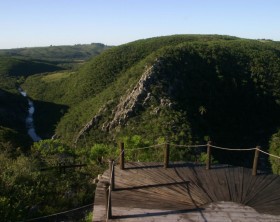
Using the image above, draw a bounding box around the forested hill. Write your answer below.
[0,43,110,147]
[0,43,110,63]
[22,35,280,152]
[0,56,63,77]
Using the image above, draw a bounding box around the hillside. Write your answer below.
[0,56,64,147]
[0,43,109,60]
[0,43,110,147]
[0,43,111,69]
[0,56,63,77]
[0,89,30,149]
[21,35,280,152]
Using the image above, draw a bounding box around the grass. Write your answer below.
[42,71,74,83]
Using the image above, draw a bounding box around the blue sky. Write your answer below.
[0,0,279,49]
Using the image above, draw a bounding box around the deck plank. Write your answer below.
[93,162,280,221]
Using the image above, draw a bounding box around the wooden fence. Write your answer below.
[117,141,261,175]
[100,141,267,220]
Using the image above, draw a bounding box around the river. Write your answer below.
[18,87,42,142]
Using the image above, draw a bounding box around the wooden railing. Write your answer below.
[101,141,279,221]
[116,141,262,175]
[102,159,114,220]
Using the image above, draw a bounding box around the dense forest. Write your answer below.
[1,35,280,221]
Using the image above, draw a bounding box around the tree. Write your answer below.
[269,131,280,175]
[198,106,207,115]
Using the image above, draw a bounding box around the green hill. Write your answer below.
[0,43,110,146]
[0,43,109,60]
[0,43,111,69]
[0,89,31,150]
[0,56,64,77]
[21,35,280,151]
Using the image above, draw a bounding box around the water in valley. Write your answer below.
[18,87,41,142]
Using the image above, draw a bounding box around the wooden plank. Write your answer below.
[93,162,280,222]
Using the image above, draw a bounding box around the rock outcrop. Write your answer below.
[102,59,162,131]
[75,59,163,143]
[74,105,107,144]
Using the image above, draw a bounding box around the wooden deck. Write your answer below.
[93,162,280,221]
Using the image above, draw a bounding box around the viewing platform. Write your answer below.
[92,143,280,221]
[93,162,280,221]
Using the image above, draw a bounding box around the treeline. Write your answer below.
[0,43,111,69]
[0,43,110,61]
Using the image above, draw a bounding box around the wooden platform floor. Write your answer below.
[93,162,280,221]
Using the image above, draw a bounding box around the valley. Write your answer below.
[1,35,280,221]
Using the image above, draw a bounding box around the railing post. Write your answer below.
[103,182,112,220]
[252,146,260,176]
[109,159,115,191]
[206,141,212,170]
[119,142,125,170]
[164,143,170,168]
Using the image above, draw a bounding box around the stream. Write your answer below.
[18,87,42,142]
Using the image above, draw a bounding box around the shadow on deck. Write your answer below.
[93,162,280,221]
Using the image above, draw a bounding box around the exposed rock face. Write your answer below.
[102,59,162,131]
[74,114,102,143]
[74,105,107,143]
[75,59,165,143]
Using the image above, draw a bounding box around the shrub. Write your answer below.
[269,131,280,175]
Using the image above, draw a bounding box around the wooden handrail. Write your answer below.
[116,141,266,175]
[103,160,115,220]
[206,141,212,170]
[119,142,125,170]
[252,146,260,176]
[103,141,266,220]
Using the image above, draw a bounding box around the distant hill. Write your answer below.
[0,43,111,62]
[21,35,280,151]
[0,56,64,77]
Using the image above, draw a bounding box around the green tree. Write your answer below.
[198,106,207,115]
[269,131,280,175]
[0,140,97,221]
[0,153,41,221]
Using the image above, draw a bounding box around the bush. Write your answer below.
[89,143,117,164]
[269,131,280,175]
[1,141,97,221]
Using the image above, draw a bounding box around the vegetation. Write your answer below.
[0,42,109,143]
[0,43,111,221]
[2,35,280,220]
[0,43,110,61]
[0,139,109,221]
[269,131,280,175]
[0,56,63,77]
[0,43,111,69]
[0,88,31,149]
[21,35,280,151]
